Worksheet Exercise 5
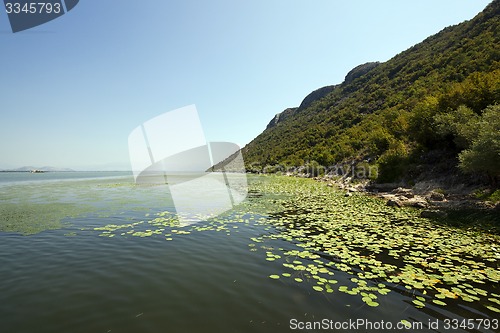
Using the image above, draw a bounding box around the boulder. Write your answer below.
[391,187,415,197]
[396,195,409,202]
[420,210,448,219]
[367,183,400,192]
[407,200,428,209]
[428,191,445,201]
[386,199,402,208]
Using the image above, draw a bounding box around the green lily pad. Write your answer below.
[486,305,500,313]
[432,299,447,306]
[400,320,412,329]
[412,299,425,308]
[488,298,500,305]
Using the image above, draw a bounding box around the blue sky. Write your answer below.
[0,0,492,170]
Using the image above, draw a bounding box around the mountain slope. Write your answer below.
[242,0,499,183]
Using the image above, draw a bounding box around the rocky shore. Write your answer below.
[310,175,500,219]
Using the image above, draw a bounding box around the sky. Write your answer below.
[0,0,492,171]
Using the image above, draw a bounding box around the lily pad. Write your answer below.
[432,299,447,306]
[486,305,500,313]
[412,299,425,308]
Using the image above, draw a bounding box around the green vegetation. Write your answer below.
[243,1,499,184]
[0,202,75,235]
[94,175,500,315]
[474,189,500,203]
[0,177,170,235]
[458,105,500,179]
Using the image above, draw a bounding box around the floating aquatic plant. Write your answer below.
[243,176,500,315]
[87,175,500,315]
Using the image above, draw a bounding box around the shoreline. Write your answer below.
[287,173,500,218]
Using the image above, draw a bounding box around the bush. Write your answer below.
[376,142,410,183]
[459,104,500,179]
[474,189,500,202]
[408,96,440,147]
[433,105,480,149]
[305,160,325,177]
[437,70,500,114]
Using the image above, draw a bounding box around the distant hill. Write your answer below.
[5,166,76,172]
[243,0,499,184]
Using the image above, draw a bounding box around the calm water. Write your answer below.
[0,171,131,185]
[0,173,498,333]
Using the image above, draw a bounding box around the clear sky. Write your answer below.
[0,0,492,170]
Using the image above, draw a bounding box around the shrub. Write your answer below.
[433,105,480,150]
[459,105,500,179]
[376,142,410,183]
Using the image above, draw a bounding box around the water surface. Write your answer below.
[1,174,499,332]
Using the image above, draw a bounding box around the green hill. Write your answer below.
[242,0,499,185]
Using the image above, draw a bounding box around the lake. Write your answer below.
[0,173,499,332]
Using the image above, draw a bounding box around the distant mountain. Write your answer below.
[6,166,76,172]
[38,166,76,172]
[243,0,499,183]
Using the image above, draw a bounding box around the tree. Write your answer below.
[433,105,480,150]
[459,104,500,180]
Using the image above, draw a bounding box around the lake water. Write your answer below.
[0,173,499,333]
[0,171,132,185]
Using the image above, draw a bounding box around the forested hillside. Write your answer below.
[242,0,499,185]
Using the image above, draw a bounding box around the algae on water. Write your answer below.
[0,176,173,235]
